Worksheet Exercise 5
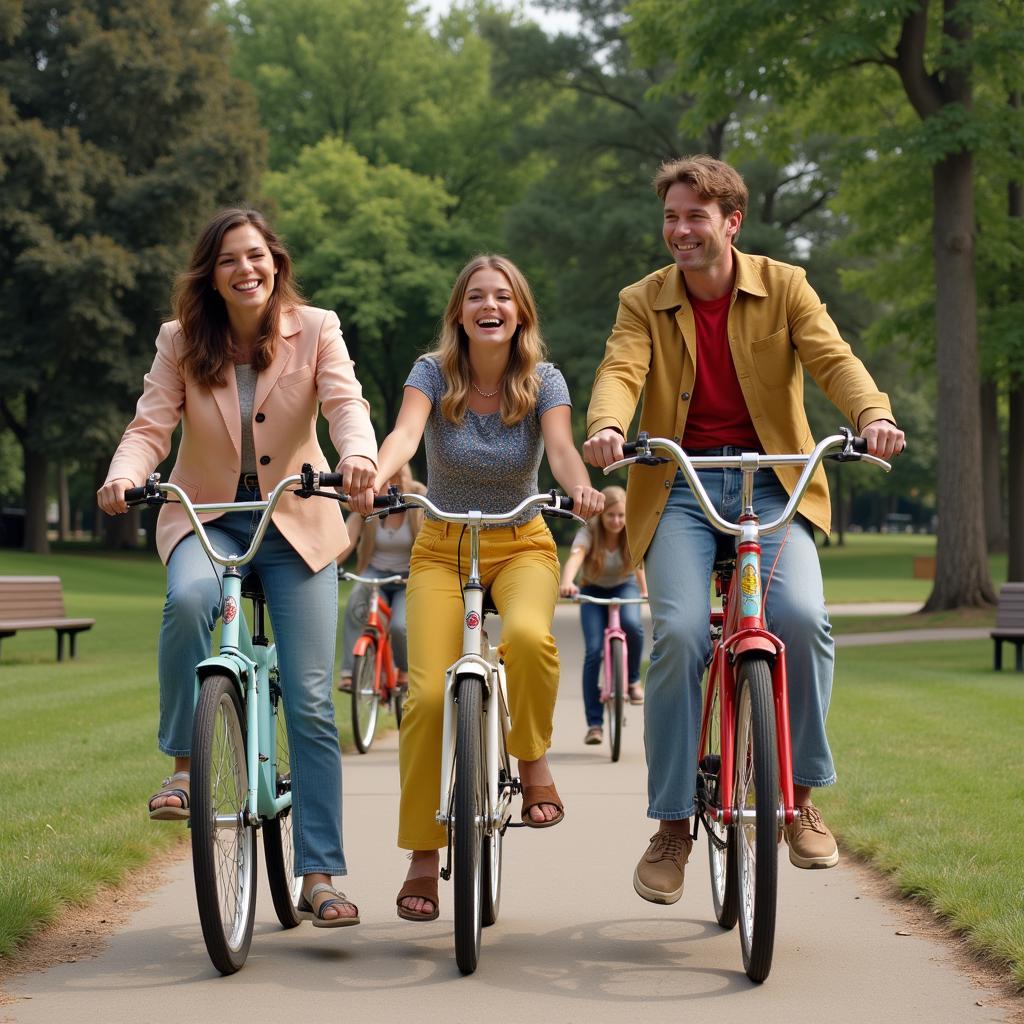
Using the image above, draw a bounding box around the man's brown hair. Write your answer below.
[653,155,748,218]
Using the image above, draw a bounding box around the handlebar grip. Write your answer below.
[372,495,395,508]
[319,472,345,487]
[850,436,868,454]
[124,486,148,503]
[621,441,640,456]
[554,495,574,511]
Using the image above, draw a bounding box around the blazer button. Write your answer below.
[681,392,690,400]
[259,455,271,465]
[664,479,672,489]
[255,412,265,423]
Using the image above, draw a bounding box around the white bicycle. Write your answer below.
[369,488,581,974]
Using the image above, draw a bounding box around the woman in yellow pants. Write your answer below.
[374,254,603,921]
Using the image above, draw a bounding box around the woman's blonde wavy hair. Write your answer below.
[582,486,631,582]
[428,254,545,426]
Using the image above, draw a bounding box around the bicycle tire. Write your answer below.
[350,642,380,754]
[733,654,779,983]
[392,682,406,728]
[263,678,301,929]
[481,685,509,927]
[608,637,625,763]
[699,664,738,929]
[191,674,257,975]
[453,675,485,975]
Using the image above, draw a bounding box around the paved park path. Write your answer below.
[2,605,1014,1023]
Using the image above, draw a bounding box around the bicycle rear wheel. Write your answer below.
[453,675,485,975]
[607,637,625,763]
[350,642,380,753]
[733,654,779,983]
[481,683,509,927]
[699,663,738,930]
[191,674,257,975]
[263,677,301,929]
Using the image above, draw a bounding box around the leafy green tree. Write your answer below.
[265,140,464,430]
[0,0,265,552]
[628,0,1024,608]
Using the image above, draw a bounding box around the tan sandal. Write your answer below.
[297,883,360,928]
[520,783,565,828]
[148,771,190,821]
[396,876,439,922]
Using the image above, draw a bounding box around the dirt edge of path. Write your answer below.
[0,839,189,1008]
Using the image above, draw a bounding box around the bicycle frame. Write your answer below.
[342,572,405,700]
[134,473,314,826]
[571,594,647,704]
[607,430,892,831]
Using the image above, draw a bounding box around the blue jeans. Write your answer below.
[579,580,645,728]
[643,459,835,820]
[340,568,408,676]
[157,499,345,877]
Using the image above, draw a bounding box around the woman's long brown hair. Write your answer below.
[171,207,304,387]
[582,486,631,582]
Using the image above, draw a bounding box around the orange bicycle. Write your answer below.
[339,570,407,753]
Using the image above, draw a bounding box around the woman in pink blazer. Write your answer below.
[98,207,377,927]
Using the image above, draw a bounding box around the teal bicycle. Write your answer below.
[127,464,346,974]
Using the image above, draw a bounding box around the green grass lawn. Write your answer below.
[821,638,1024,984]
[0,546,371,959]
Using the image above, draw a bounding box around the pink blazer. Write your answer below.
[105,306,378,571]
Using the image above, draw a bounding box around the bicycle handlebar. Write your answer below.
[366,489,583,526]
[339,571,407,586]
[568,594,648,606]
[123,466,353,567]
[608,428,891,538]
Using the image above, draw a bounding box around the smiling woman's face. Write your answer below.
[212,223,278,318]
[459,268,520,347]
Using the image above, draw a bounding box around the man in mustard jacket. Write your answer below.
[584,156,904,906]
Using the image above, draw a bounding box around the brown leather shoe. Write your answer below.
[633,830,693,904]
[584,726,603,745]
[784,805,839,868]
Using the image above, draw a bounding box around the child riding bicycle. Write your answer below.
[559,484,648,745]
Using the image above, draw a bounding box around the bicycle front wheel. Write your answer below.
[191,674,257,975]
[733,654,779,983]
[350,642,380,754]
[607,636,625,763]
[453,675,485,975]
[699,663,738,930]
[263,678,301,929]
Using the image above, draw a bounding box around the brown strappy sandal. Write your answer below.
[520,783,565,829]
[396,876,440,922]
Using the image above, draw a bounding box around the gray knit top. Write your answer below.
[405,356,570,527]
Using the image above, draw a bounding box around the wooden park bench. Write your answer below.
[0,576,95,662]
[991,582,1024,672]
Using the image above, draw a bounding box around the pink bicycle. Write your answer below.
[570,593,647,762]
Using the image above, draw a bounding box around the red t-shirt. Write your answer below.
[680,291,761,451]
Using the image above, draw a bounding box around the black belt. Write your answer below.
[239,473,260,490]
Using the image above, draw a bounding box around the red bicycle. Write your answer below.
[339,570,407,753]
[610,428,890,983]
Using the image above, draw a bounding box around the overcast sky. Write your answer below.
[418,0,581,35]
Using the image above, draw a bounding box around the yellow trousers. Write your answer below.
[398,515,561,850]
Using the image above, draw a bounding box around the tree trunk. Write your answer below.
[980,378,1006,551]
[923,151,996,609]
[1009,376,1024,582]
[57,462,70,543]
[22,447,50,554]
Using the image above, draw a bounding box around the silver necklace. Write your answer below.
[471,380,500,398]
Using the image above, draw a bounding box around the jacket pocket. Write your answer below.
[750,328,795,389]
[279,365,313,388]
[168,471,200,502]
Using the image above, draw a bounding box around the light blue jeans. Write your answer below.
[340,567,408,676]
[157,500,345,877]
[643,458,835,820]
